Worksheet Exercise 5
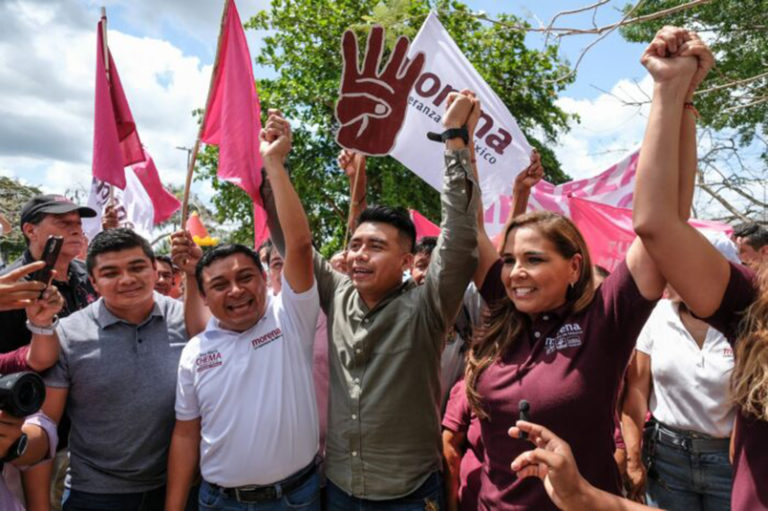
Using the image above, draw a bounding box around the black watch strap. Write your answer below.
[0,433,28,464]
[426,126,469,145]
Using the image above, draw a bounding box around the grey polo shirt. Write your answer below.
[44,293,188,493]
[266,149,479,498]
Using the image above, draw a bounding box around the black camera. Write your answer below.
[0,371,46,417]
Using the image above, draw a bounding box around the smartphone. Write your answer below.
[29,236,64,285]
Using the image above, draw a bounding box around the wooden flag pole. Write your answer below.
[100,6,115,202]
[342,156,364,251]
[180,0,230,227]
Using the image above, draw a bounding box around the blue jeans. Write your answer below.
[645,438,732,511]
[62,486,165,511]
[198,471,321,511]
[325,472,444,511]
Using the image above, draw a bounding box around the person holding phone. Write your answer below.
[0,194,98,511]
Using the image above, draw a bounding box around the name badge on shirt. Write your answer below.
[196,350,224,372]
[545,323,583,355]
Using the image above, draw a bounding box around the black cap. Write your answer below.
[19,194,98,227]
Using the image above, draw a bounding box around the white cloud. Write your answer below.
[0,0,216,205]
[554,75,653,180]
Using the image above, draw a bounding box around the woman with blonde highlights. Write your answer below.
[632,26,766,511]
[466,172,666,509]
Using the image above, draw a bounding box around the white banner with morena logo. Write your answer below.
[391,11,533,227]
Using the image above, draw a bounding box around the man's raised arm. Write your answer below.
[421,91,480,332]
[260,110,314,293]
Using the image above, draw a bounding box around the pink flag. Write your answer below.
[201,0,262,201]
[409,209,441,240]
[528,149,640,217]
[131,148,181,224]
[92,18,144,189]
[200,0,266,248]
[568,196,733,272]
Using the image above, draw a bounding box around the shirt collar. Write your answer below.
[95,293,163,328]
[359,279,415,315]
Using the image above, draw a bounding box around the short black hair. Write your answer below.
[414,236,438,257]
[86,228,155,275]
[195,244,264,295]
[733,223,768,249]
[356,206,416,253]
[155,255,180,274]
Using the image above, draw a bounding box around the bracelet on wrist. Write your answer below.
[684,102,700,119]
[26,316,59,336]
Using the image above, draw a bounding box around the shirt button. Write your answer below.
[362,318,371,325]
[533,331,541,338]
[352,451,358,457]
[355,348,361,354]
[354,378,360,385]
[542,315,550,321]
[137,338,143,343]
[352,414,357,420]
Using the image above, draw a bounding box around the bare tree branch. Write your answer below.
[549,1,647,84]
[543,0,611,46]
[697,177,751,222]
[475,0,714,36]
[723,95,768,112]
[695,70,768,96]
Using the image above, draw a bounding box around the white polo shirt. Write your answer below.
[175,280,320,486]
[637,299,736,438]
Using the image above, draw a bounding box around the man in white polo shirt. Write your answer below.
[165,110,321,511]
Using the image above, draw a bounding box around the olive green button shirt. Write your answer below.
[266,148,478,499]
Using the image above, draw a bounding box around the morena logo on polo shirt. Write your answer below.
[251,327,283,350]
[196,350,223,372]
[544,323,584,355]
[722,347,734,358]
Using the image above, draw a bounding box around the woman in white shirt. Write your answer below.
[622,240,737,511]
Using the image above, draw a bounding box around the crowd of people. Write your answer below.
[0,25,765,511]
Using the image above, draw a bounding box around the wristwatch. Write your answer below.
[0,433,28,464]
[426,126,469,145]
[26,316,59,336]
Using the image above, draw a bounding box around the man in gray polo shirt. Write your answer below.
[35,228,190,511]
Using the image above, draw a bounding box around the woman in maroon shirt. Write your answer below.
[460,86,681,511]
[632,27,768,511]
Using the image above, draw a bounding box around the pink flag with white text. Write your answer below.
[529,148,640,217]
[92,18,144,189]
[131,148,181,224]
[410,209,441,240]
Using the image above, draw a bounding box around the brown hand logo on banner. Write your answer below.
[335,25,425,156]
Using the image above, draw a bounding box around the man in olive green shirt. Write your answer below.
[265,92,480,507]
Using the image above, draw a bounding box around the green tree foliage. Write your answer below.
[620,0,767,159]
[0,176,42,263]
[195,0,575,254]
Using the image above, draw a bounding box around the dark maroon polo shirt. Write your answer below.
[475,259,655,511]
[699,262,768,511]
[443,379,484,511]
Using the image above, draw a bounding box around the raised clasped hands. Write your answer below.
[171,230,203,276]
[335,25,425,155]
[641,26,714,99]
[260,109,292,163]
[443,90,479,130]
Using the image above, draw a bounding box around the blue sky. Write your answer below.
[0,0,664,217]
